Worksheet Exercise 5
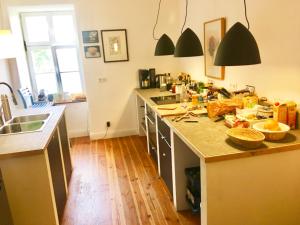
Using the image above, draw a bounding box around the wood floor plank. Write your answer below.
[62,136,200,225]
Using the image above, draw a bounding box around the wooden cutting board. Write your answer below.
[154,103,207,117]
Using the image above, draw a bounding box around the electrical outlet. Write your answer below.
[106,121,111,127]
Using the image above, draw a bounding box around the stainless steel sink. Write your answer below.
[0,121,45,135]
[9,113,50,124]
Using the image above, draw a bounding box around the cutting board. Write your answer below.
[154,103,207,117]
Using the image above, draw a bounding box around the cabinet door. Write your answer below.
[0,171,13,225]
[159,133,173,195]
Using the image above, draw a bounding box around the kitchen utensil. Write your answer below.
[253,122,290,141]
[226,128,265,149]
[157,106,177,110]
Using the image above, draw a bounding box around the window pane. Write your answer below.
[24,16,49,43]
[52,15,75,43]
[35,73,58,94]
[61,72,82,93]
[56,48,79,72]
[30,48,55,74]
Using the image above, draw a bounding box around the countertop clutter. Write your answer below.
[0,105,66,157]
[135,88,300,162]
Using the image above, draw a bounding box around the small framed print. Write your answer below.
[82,30,99,43]
[101,29,129,63]
[84,45,101,58]
[204,18,226,80]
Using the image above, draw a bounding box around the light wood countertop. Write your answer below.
[135,88,300,162]
[0,105,65,158]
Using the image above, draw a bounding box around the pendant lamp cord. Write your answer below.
[244,0,250,29]
[152,0,162,40]
[181,0,188,34]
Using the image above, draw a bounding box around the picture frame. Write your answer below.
[100,29,129,63]
[84,45,101,58]
[82,30,99,43]
[204,18,226,80]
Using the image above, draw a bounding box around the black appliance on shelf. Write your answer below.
[139,69,150,89]
[149,68,156,88]
[185,167,201,213]
[139,68,156,89]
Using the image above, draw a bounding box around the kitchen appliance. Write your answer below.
[146,105,157,163]
[149,68,156,88]
[150,95,180,105]
[139,69,150,89]
[155,74,167,88]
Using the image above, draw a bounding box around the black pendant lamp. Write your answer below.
[214,0,261,66]
[153,0,175,56]
[155,34,175,56]
[174,0,203,57]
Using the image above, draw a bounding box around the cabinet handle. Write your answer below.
[162,153,166,157]
[161,136,165,140]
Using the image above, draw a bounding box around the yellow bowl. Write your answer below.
[226,128,265,149]
[253,122,290,141]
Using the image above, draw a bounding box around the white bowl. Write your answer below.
[253,122,290,141]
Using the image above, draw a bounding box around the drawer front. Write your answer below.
[157,116,171,145]
[159,133,173,195]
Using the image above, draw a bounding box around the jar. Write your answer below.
[192,95,199,106]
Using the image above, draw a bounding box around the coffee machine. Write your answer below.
[138,68,156,89]
[138,69,150,89]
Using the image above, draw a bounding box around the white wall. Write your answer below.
[5,0,181,139]
[177,0,300,104]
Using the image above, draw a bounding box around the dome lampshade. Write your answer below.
[174,28,203,57]
[155,34,175,56]
[214,22,261,66]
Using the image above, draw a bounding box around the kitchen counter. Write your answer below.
[0,105,65,158]
[0,105,71,225]
[135,88,300,162]
[136,88,300,225]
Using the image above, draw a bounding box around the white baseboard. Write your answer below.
[68,129,89,138]
[89,128,138,140]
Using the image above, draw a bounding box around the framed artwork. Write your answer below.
[101,29,129,63]
[204,18,226,80]
[84,45,101,58]
[82,30,99,43]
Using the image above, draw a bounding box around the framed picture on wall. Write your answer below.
[204,18,226,80]
[84,45,101,58]
[100,29,129,63]
[82,30,99,43]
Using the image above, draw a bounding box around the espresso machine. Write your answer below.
[139,68,156,89]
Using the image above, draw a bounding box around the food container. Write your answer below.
[273,103,287,124]
[287,101,297,129]
[226,128,265,149]
[253,122,290,141]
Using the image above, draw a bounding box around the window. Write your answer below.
[21,12,83,95]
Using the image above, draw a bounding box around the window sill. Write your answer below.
[53,98,87,106]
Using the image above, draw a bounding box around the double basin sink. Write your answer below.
[0,113,51,135]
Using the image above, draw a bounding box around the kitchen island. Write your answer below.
[136,88,300,225]
[0,105,72,225]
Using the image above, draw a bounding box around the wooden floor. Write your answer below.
[62,135,200,225]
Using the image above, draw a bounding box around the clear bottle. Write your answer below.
[180,84,188,108]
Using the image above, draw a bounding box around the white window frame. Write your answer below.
[20,11,83,96]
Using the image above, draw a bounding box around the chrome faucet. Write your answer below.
[0,82,18,126]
